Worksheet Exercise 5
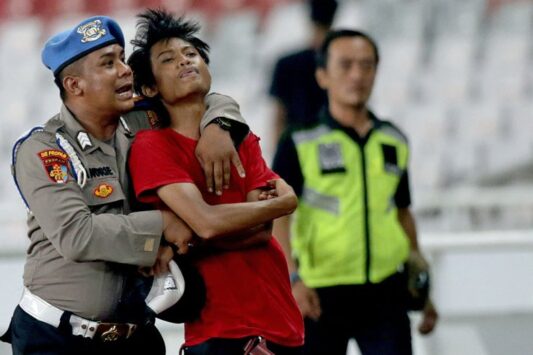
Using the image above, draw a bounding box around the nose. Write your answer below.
[179,54,191,67]
[348,65,364,81]
[118,60,132,78]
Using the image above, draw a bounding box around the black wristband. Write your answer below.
[209,117,232,131]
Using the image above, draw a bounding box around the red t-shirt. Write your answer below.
[129,128,304,347]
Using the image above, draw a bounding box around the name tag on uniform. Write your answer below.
[318,143,346,174]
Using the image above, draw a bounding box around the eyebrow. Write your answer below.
[98,50,123,60]
[156,49,174,59]
[156,45,195,59]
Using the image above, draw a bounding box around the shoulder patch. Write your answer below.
[37,150,69,183]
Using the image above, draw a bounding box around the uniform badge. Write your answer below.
[77,131,93,151]
[77,19,106,43]
[94,183,113,198]
[318,143,346,174]
[38,150,69,184]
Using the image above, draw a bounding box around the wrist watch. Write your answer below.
[209,117,232,131]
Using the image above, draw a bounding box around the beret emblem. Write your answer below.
[77,19,107,43]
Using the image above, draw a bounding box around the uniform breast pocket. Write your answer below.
[82,178,126,212]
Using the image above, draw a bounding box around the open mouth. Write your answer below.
[116,83,133,94]
[115,83,133,100]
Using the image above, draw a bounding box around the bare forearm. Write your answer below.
[205,222,272,250]
[158,183,296,240]
[397,208,419,251]
[197,198,292,238]
[273,215,297,273]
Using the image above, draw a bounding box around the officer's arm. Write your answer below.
[397,208,420,252]
[15,136,162,266]
[271,130,303,270]
[196,93,249,195]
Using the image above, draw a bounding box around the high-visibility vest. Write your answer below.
[291,121,410,287]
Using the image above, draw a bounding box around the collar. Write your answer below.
[318,106,383,143]
[58,104,120,157]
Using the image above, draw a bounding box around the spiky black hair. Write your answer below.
[128,8,210,96]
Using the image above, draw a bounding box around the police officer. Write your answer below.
[272,29,438,355]
[1,16,247,355]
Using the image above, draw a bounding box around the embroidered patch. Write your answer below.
[38,150,69,183]
[94,183,113,198]
[77,19,106,43]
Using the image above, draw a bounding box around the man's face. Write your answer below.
[76,44,134,114]
[148,38,211,104]
[317,37,377,110]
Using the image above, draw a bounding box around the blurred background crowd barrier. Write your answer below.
[0,0,532,354]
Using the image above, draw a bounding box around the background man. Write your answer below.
[269,0,338,146]
[273,29,438,355]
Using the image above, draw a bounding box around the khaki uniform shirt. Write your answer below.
[13,94,246,321]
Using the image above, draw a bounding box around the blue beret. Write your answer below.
[42,16,125,76]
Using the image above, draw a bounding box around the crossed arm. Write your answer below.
[158,179,297,253]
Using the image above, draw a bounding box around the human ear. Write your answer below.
[63,76,83,96]
[142,85,159,98]
[315,68,328,90]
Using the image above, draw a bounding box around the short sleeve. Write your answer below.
[272,131,304,197]
[269,57,290,105]
[129,130,193,204]
[394,170,411,208]
[240,133,279,193]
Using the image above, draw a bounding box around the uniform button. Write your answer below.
[81,325,87,329]
[89,327,95,332]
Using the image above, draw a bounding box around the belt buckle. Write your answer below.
[101,325,120,342]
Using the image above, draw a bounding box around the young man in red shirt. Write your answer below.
[127,9,304,355]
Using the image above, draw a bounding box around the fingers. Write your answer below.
[213,161,223,195]
[307,289,322,321]
[138,266,152,278]
[232,153,246,178]
[223,158,231,190]
[418,301,438,335]
[204,162,214,194]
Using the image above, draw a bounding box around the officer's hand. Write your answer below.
[409,250,429,272]
[418,299,438,335]
[151,245,174,276]
[292,280,321,321]
[196,123,245,196]
[161,210,194,255]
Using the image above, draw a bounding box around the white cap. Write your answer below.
[145,260,186,314]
